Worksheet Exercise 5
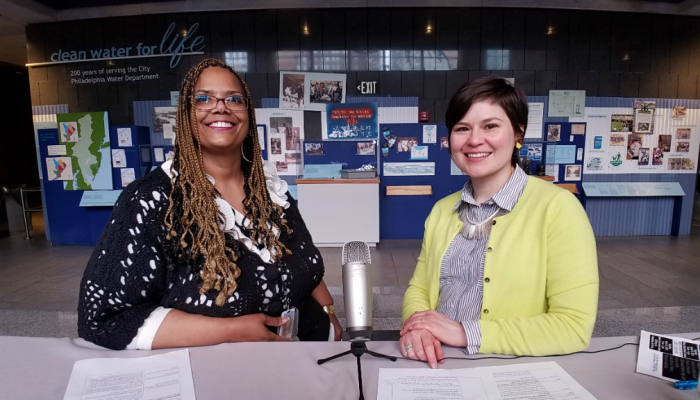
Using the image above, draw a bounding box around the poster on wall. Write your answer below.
[55,112,113,190]
[279,71,346,111]
[633,101,655,134]
[576,103,699,175]
[325,102,378,140]
[153,107,177,142]
[525,103,544,139]
[256,109,304,176]
[548,90,585,117]
[45,157,74,181]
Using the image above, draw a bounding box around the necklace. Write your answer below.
[458,206,503,240]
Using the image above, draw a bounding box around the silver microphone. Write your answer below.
[341,241,373,341]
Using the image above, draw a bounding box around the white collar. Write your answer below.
[160,159,290,263]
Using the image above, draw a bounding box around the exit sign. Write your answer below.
[357,81,377,95]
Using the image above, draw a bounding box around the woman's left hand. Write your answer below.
[401,310,467,348]
[329,314,343,341]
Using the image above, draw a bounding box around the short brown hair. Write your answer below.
[445,76,528,167]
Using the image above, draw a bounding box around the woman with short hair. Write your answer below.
[400,76,598,367]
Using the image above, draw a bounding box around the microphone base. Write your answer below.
[347,326,373,342]
[317,342,397,400]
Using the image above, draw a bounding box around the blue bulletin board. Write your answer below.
[379,123,464,239]
[302,140,379,175]
[39,128,113,245]
[543,122,587,197]
[109,126,152,190]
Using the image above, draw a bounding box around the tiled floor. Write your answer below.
[1,198,699,338]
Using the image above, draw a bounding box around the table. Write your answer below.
[1,334,697,400]
[581,182,686,236]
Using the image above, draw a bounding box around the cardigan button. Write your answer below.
[264,265,279,281]
[486,247,493,252]
[492,220,496,225]
[484,277,490,283]
[483,309,489,314]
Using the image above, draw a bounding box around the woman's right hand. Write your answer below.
[229,314,294,342]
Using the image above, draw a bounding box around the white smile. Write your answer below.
[208,121,234,128]
[466,152,491,158]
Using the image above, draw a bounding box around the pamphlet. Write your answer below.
[636,330,700,382]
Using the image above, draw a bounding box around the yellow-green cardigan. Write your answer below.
[402,177,599,356]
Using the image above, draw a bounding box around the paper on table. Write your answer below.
[63,349,196,400]
[378,361,597,400]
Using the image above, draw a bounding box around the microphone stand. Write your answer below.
[318,340,396,400]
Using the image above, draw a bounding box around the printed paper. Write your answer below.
[47,145,67,156]
[422,125,437,143]
[154,148,164,163]
[111,149,127,168]
[120,168,136,186]
[117,128,133,147]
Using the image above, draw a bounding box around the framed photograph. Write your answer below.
[410,145,428,160]
[672,106,687,118]
[564,165,582,181]
[547,125,561,142]
[280,71,347,111]
[440,137,449,149]
[610,134,625,146]
[280,73,305,109]
[633,101,655,134]
[676,142,690,152]
[305,142,324,156]
[610,115,633,132]
[397,137,418,152]
[626,134,643,160]
[676,128,691,140]
[357,141,376,156]
[270,138,282,155]
[638,148,650,165]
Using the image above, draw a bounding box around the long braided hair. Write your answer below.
[165,58,290,306]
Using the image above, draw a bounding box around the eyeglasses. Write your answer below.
[191,94,249,111]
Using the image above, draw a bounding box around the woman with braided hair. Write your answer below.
[78,59,341,350]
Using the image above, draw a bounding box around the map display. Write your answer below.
[56,112,113,190]
[45,157,74,181]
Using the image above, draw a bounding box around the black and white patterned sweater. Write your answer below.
[78,165,328,350]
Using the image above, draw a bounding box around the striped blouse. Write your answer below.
[436,166,528,354]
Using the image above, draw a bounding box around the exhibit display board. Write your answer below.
[574,101,699,175]
[55,112,113,190]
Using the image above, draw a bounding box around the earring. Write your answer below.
[241,143,252,163]
[515,142,523,149]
